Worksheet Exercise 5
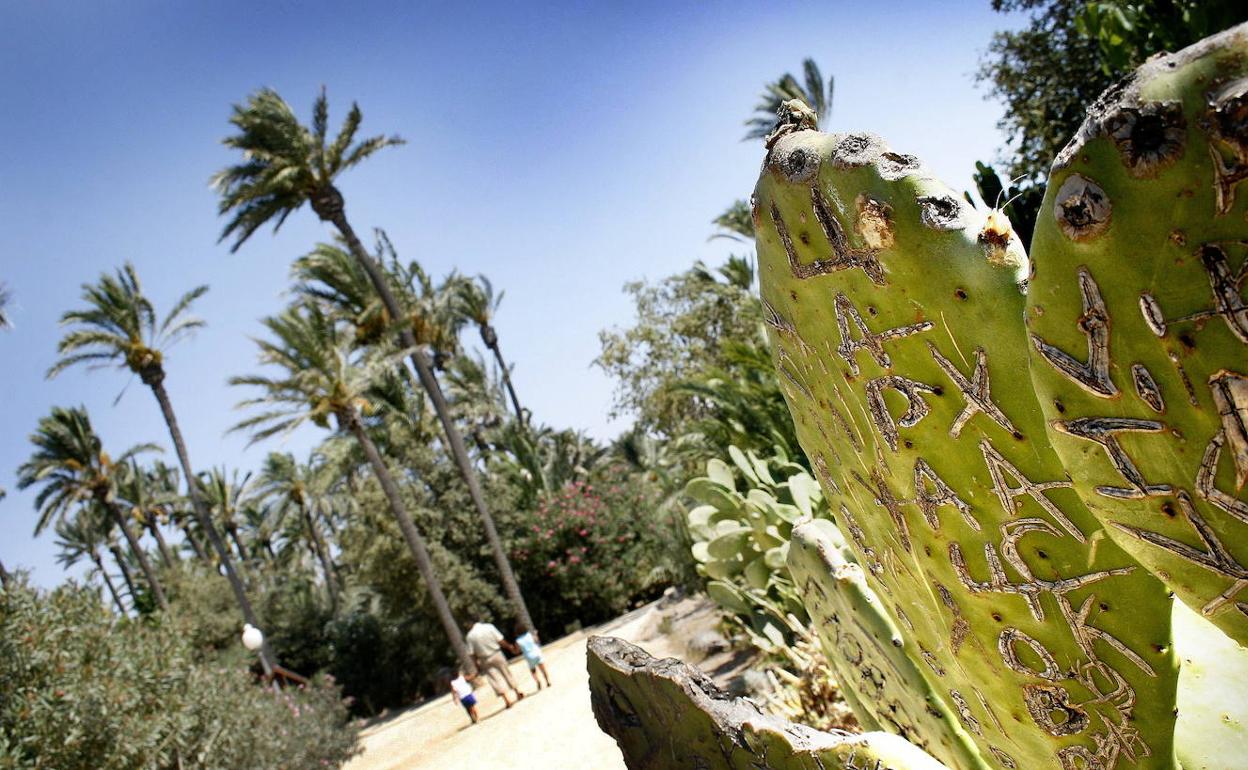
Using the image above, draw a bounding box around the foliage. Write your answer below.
[596,257,764,440]
[0,579,358,770]
[505,471,675,637]
[1075,1,1248,73]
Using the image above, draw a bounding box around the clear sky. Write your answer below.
[0,1,1022,586]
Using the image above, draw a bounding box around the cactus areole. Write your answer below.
[754,114,1181,767]
[1027,23,1248,650]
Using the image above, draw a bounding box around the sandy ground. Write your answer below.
[343,595,736,770]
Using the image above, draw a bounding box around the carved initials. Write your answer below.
[913,457,978,531]
[1032,268,1118,397]
[1052,417,1173,499]
[832,292,932,376]
[928,343,1018,438]
[768,192,885,285]
[864,375,937,451]
[980,439,1084,542]
[851,467,911,553]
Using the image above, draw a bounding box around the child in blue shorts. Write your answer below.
[450,670,479,724]
[514,625,551,689]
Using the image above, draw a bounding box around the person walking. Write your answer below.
[465,620,526,708]
[514,623,552,690]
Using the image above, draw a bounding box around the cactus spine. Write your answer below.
[754,124,1178,769]
[1025,23,1248,648]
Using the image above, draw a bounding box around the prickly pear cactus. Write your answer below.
[754,126,1178,768]
[687,448,816,646]
[1171,599,1248,769]
[1025,23,1248,648]
[788,518,989,770]
[587,635,952,770]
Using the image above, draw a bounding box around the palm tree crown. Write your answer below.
[16,406,157,534]
[48,262,207,386]
[212,87,405,250]
[744,58,833,140]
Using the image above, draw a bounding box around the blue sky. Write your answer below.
[0,0,1022,586]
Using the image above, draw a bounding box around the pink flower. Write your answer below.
[569,555,581,564]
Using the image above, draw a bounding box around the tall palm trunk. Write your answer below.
[105,502,169,611]
[179,518,207,561]
[91,550,127,614]
[344,413,475,673]
[226,525,248,563]
[314,188,536,636]
[484,329,525,426]
[109,542,138,602]
[147,518,175,568]
[301,501,339,611]
[144,372,276,675]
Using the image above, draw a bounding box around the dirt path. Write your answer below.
[344,596,727,770]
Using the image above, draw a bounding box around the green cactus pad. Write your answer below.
[1025,23,1248,647]
[788,518,990,770]
[587,635,952,770]
[1172,598,1248,769]
[755,127,1178,769]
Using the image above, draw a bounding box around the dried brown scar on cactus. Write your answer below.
[1051,417,1174,499]
[1053,175,1112,242]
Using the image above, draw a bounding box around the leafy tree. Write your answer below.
[229,302,476,673]
[0,579,358,769]
[976,0,1247,239]
[46,263,275,668]
[744,58,833,141]
[0,283,10,328]
[16,406,169,610]
[596,257,764,438]
[215,89,537,636]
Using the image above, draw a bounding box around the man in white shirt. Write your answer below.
[466,620,525,707]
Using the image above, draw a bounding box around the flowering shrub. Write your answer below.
[507,469,676,636]
[0,579,358,770]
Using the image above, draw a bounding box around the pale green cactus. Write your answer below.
[1172,599,1248,769]
[754,120,1178,768]
[1024,22,1248,648]
[686,447,819,647]
[788,518,990,770]
[588,635,953,770]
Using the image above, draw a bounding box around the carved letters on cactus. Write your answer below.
[1051,417,1174,499]
[927,343,1018,439]
[1140,242,1248,344]
[865,375,938,451]
[1030,268,1118,398]
[979,439,1083,542]
[833,291,933,376]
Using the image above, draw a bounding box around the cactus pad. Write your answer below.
[1025,22,1248,648]
[587,635,951,770]
[755,125,1178,768]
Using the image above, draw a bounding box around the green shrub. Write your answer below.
[0,579,358,770]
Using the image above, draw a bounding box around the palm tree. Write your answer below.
[711,200,755,242]
[0,283,11,329]
[744,58,833,140]
[148,461,207,560]
[200,467,255,564]
[452,274,526,425]
[0,488,10,587]
[230,302,475,672]
[256,451,340,610]
[47,264,275,672]
[55,506,127,614]
[215,90,536,635]
[118,462,176,568]
[16,406,169,610]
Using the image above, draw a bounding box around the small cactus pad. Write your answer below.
[1026,22,1248,647]
[1172,599,1248,769]
[755,127,1178,769]
[587,635,951,770]
[788,518,990,770]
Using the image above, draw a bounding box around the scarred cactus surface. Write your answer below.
[587,635,952,770]
[787,518,988,770]
[1025,22,1248,648]
[754,126,1178,768]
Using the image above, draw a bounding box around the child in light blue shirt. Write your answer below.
[514,627,551,689]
